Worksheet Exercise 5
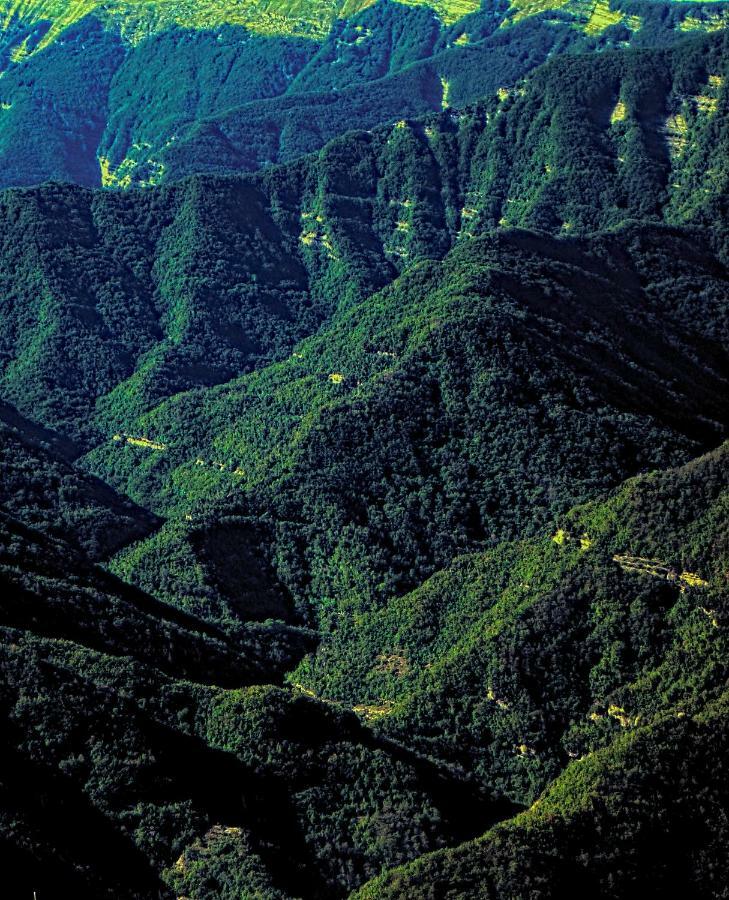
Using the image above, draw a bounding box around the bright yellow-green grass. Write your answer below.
[679,9,729,32]
[507,0,642,34]
[0,0,481,53]
[4,0,727,60]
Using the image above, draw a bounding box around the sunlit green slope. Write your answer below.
[296,441,729,791]
[352,443,729,898]
[0,0,480,50]
[0,0,722,52]
[85,222,726,628]
[0,0,725,189]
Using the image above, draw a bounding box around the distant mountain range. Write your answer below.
[0,0,725,187]
[0,3,727,898]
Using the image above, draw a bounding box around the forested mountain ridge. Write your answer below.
[298,441,729,795]
[0,5,728,898]
[1,27,727,451]
[0,410,726,897]
[356,695,729,898]
[352,442,729,898]
[0,498,517,899]
[0,29,725,637]
[0,0,724,188]
[84,224,729,629]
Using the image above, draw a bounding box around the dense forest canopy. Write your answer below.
[0,2,727,897]
[0,0,725,187]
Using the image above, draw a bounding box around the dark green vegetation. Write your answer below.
[2,28,728,448]
[352,446,729,897]
[88,224,729,630]
[0,0,725,189]
[0,7,728,899]
[0,400,159,558]
[351,444,729,895]
[357,694,729,898]
[0,508,515,898]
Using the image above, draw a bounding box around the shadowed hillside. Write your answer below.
[0,9,727,897]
